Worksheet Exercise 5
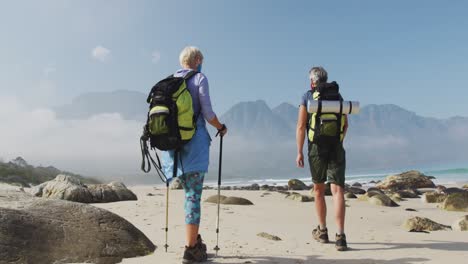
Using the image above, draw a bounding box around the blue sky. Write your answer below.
[1,0,467,118]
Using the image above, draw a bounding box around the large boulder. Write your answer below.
[344,192,357,199]
[88,182,137,203]
[0,189,155,264]
[441,192,468,212]
[31,175,137,203]
[376,171,435,191]
[403,216,451,231]
[421,192,447,203]
[451,215,468,231]
[288,179,308,190]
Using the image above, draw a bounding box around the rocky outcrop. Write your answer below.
[344,192,357,199]
[204,195,254,205]
[403,216,451,231]
[30,175,137,203]
[376,171,435,190]
[288,179,308,190]
[441,192,468,212]
[0,188,155,264]
[451,215,468,231]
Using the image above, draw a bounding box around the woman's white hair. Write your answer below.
[179,46,204,67]
[309,66,328,84]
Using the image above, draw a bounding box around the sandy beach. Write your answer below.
[88,185,467,264]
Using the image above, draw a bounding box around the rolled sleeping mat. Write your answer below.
[308,100,360,114]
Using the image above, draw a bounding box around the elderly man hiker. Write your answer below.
[296,66,349,251]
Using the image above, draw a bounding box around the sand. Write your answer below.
[89,186,468,264]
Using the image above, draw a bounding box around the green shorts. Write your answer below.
[308,142,346,187]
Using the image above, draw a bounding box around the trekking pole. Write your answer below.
[164,150,178,252]
[214,133,224,256]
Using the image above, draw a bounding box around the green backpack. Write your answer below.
[140,71,199,181]
[145,71,198,151]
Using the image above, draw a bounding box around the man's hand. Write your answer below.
[296,152,304,168]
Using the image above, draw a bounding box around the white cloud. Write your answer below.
[151,50,161,64]
[92,45,111,62]
[0,97,142,177]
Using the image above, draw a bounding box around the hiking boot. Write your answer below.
[335,233,348,251]
[196,234,207,252]
[182,244,208,263]
[312,225,329,243]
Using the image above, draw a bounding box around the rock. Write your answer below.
[367,190,385,197]
[170,178,183,190]
[377,170,435,190]
[396,189,420,198]
[0,189,155,264]
[344,192,357,199]
[369,180,377,184]
[405,208,417,212]
[451,215,468,231]
[463,184,468,189]
[388,193,404,202]
[352,182,362,187]
[443,187,466,195]
[204,195,253,205]
[403,216,451,231]
[204,195,227,204]
[436,185,447,193]
[425,175,436,180]
[40,174,94,203]
[288,179,308,190]
[421,192,447,203]
[441,192,468,212]
[285,193,314,202]
[260,184,270,191]
[250,183,260,191]
[417,188,437,194]
[347,187,366,195]
[222,196,254,205]
[88,182,138,203]
[368,193,399,207]
[367,187,385,194]
[220,186,232,191]
[32,175,137,203]
[257,232,282,241]
[28,182,47,197]
[146,193,155,196]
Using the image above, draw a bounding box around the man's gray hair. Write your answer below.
[309,66,328,84]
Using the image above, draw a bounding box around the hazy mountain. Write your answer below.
[47,90,468,180]
[55,90,147,121]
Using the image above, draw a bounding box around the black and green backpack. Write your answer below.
[140,71,199,181]
[308,81,346,145]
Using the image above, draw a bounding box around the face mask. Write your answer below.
[197,64,202,72]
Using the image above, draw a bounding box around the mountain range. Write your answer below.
[52,90,468,180]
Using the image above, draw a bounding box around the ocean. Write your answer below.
[204,167,468,187]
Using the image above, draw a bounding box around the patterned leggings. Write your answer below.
[179,172,205,225]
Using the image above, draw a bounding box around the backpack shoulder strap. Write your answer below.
[183,71,198,81]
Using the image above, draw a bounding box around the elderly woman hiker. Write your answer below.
[161,46,228,263]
